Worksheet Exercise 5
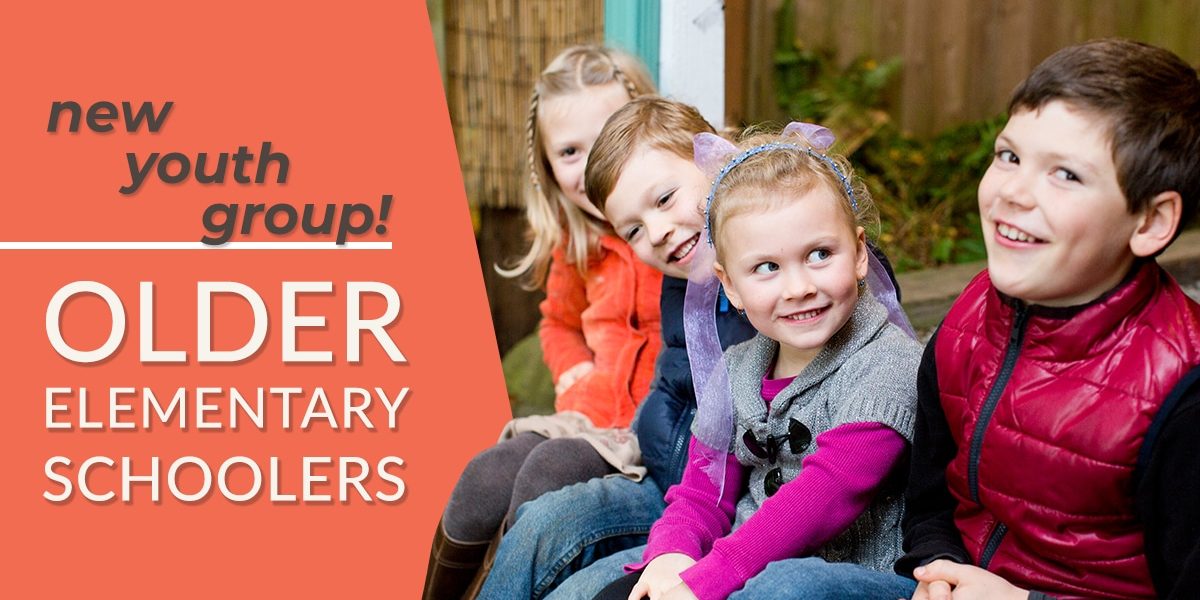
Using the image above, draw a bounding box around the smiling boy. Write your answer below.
[897,39,1200,600]
[474,97,759,600]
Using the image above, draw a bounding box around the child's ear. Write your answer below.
[1130,191,1182,257]
[854,226,869,282]
[713,261,743,310]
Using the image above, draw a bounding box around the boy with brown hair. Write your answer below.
[899,38,1200,600]
[475,97,759,600]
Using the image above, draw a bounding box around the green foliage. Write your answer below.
[774,38,901,127]
[771,0,1003,271]
[857,117,1004,271]
[502,333,554,417]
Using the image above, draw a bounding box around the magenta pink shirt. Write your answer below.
[628,372,907,600]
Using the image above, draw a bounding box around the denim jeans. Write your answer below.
[546,545,642,599]
[549,551,917,600]
[733,558,917,599]
[476,475,667,600]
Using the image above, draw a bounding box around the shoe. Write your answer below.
[460,524,505,600]
[422,520,490,600]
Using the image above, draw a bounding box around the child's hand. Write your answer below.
[911,578,954,600]
[555,360,594,396]
[662,580,700,600]
[911,561,1029,600]
[660,582,700,600]
[629,553,695,600]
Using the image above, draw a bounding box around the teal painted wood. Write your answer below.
[604,0,660,85]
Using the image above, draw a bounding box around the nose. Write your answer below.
[782,266,816,300]
[996,168,1036,209]
[645,213,671,248]
[569,159,587,193]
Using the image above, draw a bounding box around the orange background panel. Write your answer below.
[0,1,510,597]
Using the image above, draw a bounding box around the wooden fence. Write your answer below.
[731,0,1200,136]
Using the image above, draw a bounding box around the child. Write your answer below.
[897,38,1200,600]
[476,99,908,600]
[423,45,662,600]
[475,97,758,600]
[595,126,922,600]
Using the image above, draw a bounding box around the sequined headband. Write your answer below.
[702,142,858,246]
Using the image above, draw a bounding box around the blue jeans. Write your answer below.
[477,475,667,600]
[733,558,917,599]
[551,551,917,600]
[546,545,642,599]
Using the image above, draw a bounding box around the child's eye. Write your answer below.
[623,225,641,242]
[656,190,675,208]
[995,149,1018,164]
[753,262,780,274]
[1053,167,1080,183]
[559,147,579,159]
[807,248,832,263]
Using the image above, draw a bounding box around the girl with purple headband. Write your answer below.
[592,125,922,600]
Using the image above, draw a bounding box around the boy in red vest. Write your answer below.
[898,39,1200,599]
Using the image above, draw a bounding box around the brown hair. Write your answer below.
[498,45,656,289]
[585,96,716,214]
[707,131,878,263]
[1009,38,1200,232]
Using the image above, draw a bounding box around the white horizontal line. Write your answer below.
[0,242,392,250]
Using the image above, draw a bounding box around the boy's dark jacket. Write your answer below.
[898,260,1200,600]
[632,275,754,488]
[634,246,902,489]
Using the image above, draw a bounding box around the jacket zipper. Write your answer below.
[967,304,1030,503]
[978,522,1008,569]
[669,406,694,484]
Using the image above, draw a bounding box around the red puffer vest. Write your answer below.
[935,261,1200,599]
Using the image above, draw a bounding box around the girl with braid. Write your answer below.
[423,45,662,599]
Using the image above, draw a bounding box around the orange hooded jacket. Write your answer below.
[539,235,662,428]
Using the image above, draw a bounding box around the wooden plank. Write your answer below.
[745,0,786,125]
[899,0,933,135]
[725,0,749,127]
[871,0,907,116]
[831,0,874,66]
[930,0,971,131]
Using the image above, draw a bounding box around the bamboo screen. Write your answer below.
[445,1,605,208]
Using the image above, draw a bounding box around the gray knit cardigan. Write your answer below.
[721,291,922,572]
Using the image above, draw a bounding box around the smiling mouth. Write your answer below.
[782,306,828,321]
[668,233,700,263]
[997,222,1046,244]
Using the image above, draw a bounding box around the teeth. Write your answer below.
[671,235,698,261]
[786,309,821,320]
[997,223,1039,243]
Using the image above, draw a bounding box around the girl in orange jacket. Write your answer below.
[423,45,662,599]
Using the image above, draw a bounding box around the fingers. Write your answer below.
[628,578,650,600]
[926,580,952,600]
[911,581,930,600]
[913,560,962,586]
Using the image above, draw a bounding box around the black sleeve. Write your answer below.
[1136,365,1200,600]
[867,242,902,302]
[895,329,972,576]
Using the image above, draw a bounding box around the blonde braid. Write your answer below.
[602,48,640,100]
[525,89,543,195]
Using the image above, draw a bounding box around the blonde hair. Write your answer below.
[708,131,878,263]
[585,96,715,214]
[499,45,655,289]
